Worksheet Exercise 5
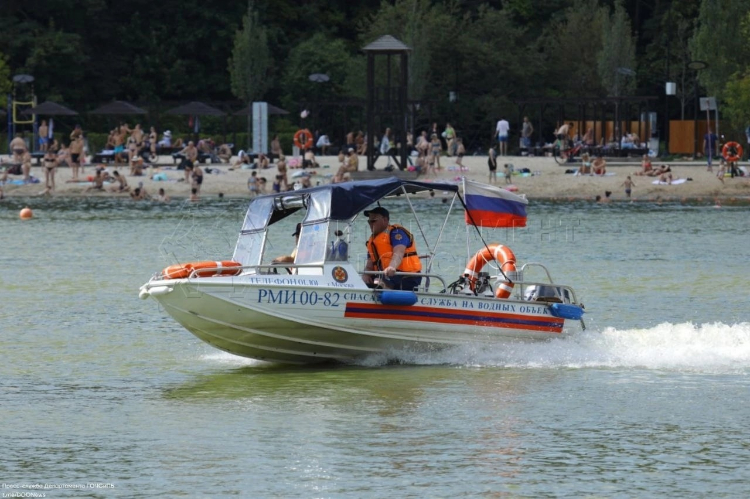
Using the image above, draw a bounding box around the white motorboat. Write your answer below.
[139,177,585,364]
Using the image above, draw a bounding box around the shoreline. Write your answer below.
[2,154,749,203]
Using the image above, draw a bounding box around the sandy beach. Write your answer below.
[2,154,749,203]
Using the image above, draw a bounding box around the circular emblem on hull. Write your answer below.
[332,266,348,283]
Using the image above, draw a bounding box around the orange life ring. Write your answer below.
[293,129,314,150]
[722,141,743,162]
[162,261,242,279]
[462,243,516,299]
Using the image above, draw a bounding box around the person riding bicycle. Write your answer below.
[555,122,573,149]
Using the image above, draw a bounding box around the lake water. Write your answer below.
[1,197,749,497]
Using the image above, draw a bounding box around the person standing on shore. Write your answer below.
[703,128,718,172]
[38,120,49,152]
[69,132,85,180]
[488,145,498,184]
[621,175,635,200]
[43,148,57,191]
[444,123,456,156]
[429,133,442,171]
[521,117,533,150]
[495,117,510,156]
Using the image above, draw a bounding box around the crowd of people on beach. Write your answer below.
[3,116,749,203]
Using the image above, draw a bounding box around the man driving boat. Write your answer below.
[363,207,422,291]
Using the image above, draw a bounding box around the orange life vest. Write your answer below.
[366,224,421,273]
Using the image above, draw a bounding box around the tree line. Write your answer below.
[2,0,750,148]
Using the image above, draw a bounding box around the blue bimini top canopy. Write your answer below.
[250,177,460,226]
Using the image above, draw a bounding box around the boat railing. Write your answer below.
[513,262,579,303]
[516,262,554,284]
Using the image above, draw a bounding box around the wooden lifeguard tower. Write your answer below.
[363,35,411,171]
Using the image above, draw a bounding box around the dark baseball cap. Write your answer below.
[363,206,389,219]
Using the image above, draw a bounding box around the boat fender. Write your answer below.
[548,303,585,320]
[376,290,418,306]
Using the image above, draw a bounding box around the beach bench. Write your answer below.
[93,151,119,163]
[31,152,45,165]
[172,151,213,165]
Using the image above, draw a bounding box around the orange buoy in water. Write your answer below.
[19,207,33,220]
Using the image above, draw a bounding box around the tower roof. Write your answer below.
[362,35,411,52]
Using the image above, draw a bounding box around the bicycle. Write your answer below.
[553,140,583,165]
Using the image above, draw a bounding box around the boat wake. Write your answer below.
[355,322,750,373]
[196,322,750,373]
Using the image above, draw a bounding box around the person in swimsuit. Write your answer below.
[156,187,170,202]
[85,169,104,193]
[69,134,85,180]
[109,170,129,193]
[578,152,592,175]
[621,175,635,200]
[592,156,607,175]
[185,164,204,193]
[430,133,442,170]
[43,149,58,191]
[634,154,652,176]
[488,145,498,184]
[39,120,49,152]
[10,134,27,159]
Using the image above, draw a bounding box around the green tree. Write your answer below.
[0,52,11,109]
[722,12,750,132]
[723,72,750,132]
[543,0,607,98]
[691,0,750,101]
[359,0,459,101]
[597,1,637,97]
[229,2,273,104]
[280,33,361,108]
[460,5,546,116]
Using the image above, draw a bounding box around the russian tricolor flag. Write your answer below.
[463,179,528,228]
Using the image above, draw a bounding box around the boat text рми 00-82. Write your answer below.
[139,177,585,364]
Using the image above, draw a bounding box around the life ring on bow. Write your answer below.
[722,141,743,162]
[162,261,242,279]
[462,243,516,299]
[293,129,314,150]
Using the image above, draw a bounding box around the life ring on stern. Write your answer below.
[293,129,314,150]
[722,141,743,162]
[463,244,516,299]
[162,261,242,279]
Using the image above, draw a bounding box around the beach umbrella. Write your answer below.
[89,100,147,115]
[164,101,225,136]
[233,103,289,116]
[22,101,78,116]
[164,101,225,116]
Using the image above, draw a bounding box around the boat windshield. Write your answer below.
[232,177,461,270]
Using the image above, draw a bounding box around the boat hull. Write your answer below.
[142,277,574,364]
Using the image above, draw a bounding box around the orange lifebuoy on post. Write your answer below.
[722,141,743,162]
[293,129,314,150]
[162,261,242,279]
[462,243,517,299]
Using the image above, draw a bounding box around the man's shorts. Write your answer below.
[383,275,422,291]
